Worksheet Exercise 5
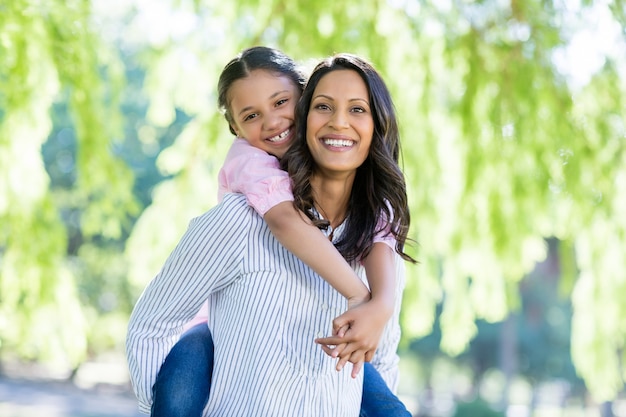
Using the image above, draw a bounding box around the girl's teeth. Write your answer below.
[323,139,353,147]
[268,129,290,142]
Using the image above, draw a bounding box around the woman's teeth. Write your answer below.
[323,139,353,147]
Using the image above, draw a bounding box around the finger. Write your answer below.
[331,343,347,358]
[351,360,364,378]
[335,324,350,337]
[318,344,335,357]
[316,336,347,346]
[318,341,348,358]
[318,329,362,345]
[333,342,357,359]
[364,350,375,362]
[332,314,352,334]
[336,354,350,372]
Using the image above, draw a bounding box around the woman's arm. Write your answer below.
[264,201,370,303]
[126,196,249,412]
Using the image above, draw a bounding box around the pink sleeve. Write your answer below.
[373,204,396,251]
[217,138,294,216]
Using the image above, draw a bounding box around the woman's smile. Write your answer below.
[320,135,356,150]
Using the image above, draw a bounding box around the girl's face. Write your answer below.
[228,69,300,159]
[306,69,374,176]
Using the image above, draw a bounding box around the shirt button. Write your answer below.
[316,331,324,338]
[321,303,329,311]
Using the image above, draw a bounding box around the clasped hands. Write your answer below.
[314,297,392,378]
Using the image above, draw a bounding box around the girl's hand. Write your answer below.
[334,293,370,338]
[315,299,392,378]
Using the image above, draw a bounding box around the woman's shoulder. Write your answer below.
[192,193,257,225]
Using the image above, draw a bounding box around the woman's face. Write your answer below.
[228,69,300,158]
[306,69,374,176]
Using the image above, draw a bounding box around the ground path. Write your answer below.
[0,376,143,417]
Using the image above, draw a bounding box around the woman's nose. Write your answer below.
[328,110,349,129]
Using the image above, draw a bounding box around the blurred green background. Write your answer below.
[1,0,625,415]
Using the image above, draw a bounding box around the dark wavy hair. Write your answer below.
[217,46,307,135]
[281,53,415,263]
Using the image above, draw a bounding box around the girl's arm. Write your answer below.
[219,139,370,303]
[265,201,370,303]
[362,243,396,314]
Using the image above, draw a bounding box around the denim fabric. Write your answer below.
[360,362,412,417]
[151,323,411,417]
[151,323,214,417]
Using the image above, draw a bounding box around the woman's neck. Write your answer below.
[310,174,354,229]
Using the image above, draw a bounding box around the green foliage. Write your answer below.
[1,0,625,402]
[0,0,137,367]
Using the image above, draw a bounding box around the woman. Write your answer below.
[126,52,413,417]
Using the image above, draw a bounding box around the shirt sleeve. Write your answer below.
[217,138,294,216]
[125,195,252,412]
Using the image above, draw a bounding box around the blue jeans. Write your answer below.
[151,323,214,417]
[151,323,411,417]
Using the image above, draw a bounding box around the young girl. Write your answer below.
[148,46,412,417]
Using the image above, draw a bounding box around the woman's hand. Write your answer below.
[315,298,392,378]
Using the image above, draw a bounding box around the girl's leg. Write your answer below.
[151,323,214,417]
[360,362,412,417]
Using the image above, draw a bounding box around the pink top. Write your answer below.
[217,138,294,216]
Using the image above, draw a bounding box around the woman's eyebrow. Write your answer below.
[349,98,369,105]
[312,94,369,105]
[312,93,334,101]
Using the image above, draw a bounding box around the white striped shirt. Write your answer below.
[126,193,404,416]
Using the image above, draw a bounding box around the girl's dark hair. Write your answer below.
[217,46,307,135]
[282,53,416,263]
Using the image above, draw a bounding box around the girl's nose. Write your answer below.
[264,112,281,131]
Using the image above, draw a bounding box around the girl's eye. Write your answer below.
[276,98,288,106]
[243,113,258,122]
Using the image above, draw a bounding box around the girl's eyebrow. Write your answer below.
[238,90,291,116]
[270,90,291,99]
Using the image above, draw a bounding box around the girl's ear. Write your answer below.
[230,124,239,136]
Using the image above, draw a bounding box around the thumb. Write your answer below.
[332,312,353,333]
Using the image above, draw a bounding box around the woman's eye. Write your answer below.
[351,106,366,113]
[314,103,330,111]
